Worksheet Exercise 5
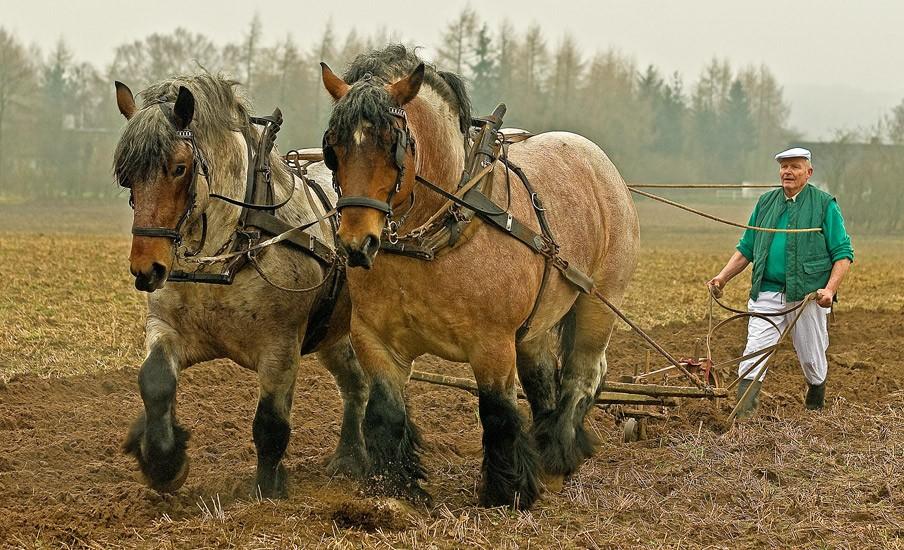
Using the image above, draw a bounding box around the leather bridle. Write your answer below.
[123,121,210,258]
[322,107,416,219]
[123,102,296,260]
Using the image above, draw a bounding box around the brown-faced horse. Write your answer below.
[320,45,639,509]
[113,73,368,498]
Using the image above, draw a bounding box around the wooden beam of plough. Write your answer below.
[409,370,679,407]
[602,380,727,399]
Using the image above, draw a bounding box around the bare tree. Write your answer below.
[887,98,904,144]
[0,28,34,195]
[549,33,582,122]
[110,28,223,90]
[436,7,478,75]
[242,13,262,93]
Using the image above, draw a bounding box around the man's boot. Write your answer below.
[735,379,762,419]
[805,382,826,410]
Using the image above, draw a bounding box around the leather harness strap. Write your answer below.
[168,110,337,284]
[245,209,336,265]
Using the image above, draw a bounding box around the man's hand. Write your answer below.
[816,288,835,307]
[706,276,725,298]
[708,252,750,300]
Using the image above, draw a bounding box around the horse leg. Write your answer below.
[352,326,428,504]
[533,297,611,485]
[515,332,559,421]
[123,342,190,493]
[474,341,542,510]
[515,331,563,490]
[252,354,299,499]
[316,335,369,478]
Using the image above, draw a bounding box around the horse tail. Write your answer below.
[554,302,578,369]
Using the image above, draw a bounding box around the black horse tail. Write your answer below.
[554,302,578,369]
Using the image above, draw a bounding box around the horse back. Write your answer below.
[501,131,639,282]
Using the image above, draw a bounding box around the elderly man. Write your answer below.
[708,147,853,417]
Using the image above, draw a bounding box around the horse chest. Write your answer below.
[347,261,514,361]
[147,282,303,362]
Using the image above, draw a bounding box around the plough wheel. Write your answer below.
[623,418,639,443]
[622,417,647,443]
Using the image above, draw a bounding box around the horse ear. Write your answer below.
[388,63,425,106]
[173,86,195,130]
[321,62,350,101]
[114,81,137,119]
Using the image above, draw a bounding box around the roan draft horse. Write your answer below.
[112,74,368,498]
[320,45,639,509]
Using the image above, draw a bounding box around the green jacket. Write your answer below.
[737,184,853,301]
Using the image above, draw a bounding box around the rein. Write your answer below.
[627,187,822,233]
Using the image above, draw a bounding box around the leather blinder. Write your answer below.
[321,132,338,172]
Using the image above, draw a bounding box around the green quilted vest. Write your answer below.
[749,184,835,301]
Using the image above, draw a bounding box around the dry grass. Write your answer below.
[0,231,145,383]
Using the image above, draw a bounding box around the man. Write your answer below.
[707,147,853,418]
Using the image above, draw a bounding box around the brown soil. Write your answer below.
[1,309,902,548]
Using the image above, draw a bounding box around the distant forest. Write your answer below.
[0,9,901,230]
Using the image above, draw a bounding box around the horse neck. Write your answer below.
[401,99,466,230]
[194,131,249,252]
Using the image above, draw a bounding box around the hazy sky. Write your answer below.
[2,0,902,139]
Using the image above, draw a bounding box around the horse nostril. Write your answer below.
[151,262,167,282]
[361,234,379,255]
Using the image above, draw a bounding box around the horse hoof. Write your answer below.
[255,463,289,499]
[325,452,367,480]
[405,485,433,509]
[144,456,190,494]
[541,472,565,493]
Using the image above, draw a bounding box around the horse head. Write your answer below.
[320,62,424,269]
[113,81,211,291]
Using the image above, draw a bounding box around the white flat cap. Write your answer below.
[775,147,811,161]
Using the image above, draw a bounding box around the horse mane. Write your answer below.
[328,44,472,148]
[113,72,255,187]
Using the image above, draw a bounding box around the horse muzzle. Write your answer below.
[132,261,169,292]
[339,233,380,269]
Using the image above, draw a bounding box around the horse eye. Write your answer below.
[173,165,187,177]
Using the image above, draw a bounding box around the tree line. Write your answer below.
[0,10,900,230]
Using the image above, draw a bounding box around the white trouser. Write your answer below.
[738,291,829,385]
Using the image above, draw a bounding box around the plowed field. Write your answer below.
[1,200,902,549]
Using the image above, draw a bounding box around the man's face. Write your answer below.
[778,158,812,197]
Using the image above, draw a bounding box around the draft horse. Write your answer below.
[320,45,639,509]
[112,73,368,498]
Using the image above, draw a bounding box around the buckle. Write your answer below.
[386,220,400,244]
[238,229,262,257]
